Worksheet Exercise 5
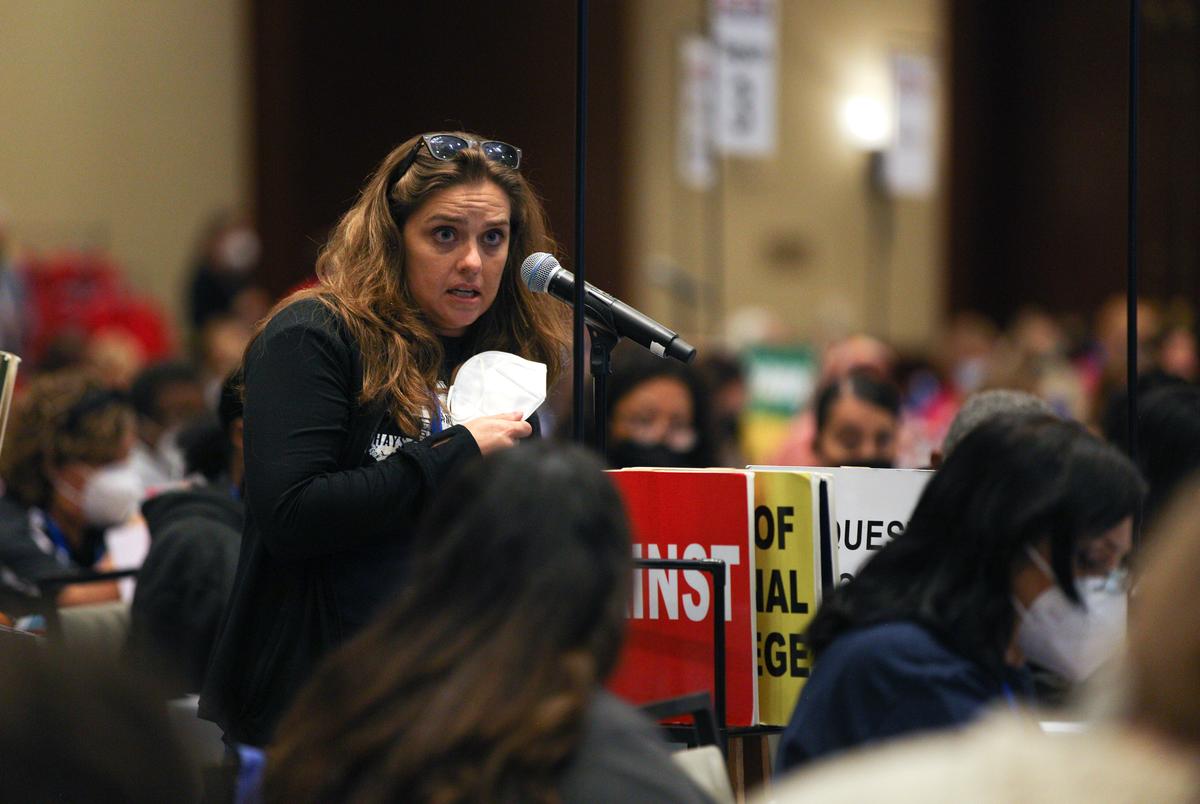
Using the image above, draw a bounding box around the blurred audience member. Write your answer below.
[0,201,29,355]
[1099,369,1186,457]
[38,330,89,373]
[1127,384,1200,529]
[266,443,711,803]
[0,640,195,802]
[810,371,901,468]
[818,333,897,387]
[196,313,253,409]
[762,479,1200,804]
[1155,323,1198,382]
[936,389,1055,466]
[1089,295,1162,417]
[127,371,244,697]
[770,335,899,467]
[941,312,998,396]
[128,361,207,493]
[695,351,747,467]
[83,327,148,391]
[607,347,713,469]
[776,415,1143,771]
[0,371,140,614]
[188,212,267,332]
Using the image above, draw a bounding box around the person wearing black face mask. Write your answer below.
[605,348,713,469]
[812,370,901,469]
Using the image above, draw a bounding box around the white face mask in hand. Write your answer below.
[1014,545,1127,682]
[445,351,547,425]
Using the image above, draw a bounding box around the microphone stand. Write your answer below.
[587,322,619,457]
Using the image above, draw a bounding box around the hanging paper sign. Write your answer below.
[711,0,778,157]
[884,50,937,198]
[678,34,716,190]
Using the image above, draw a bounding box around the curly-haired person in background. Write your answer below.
[0,370,143,616]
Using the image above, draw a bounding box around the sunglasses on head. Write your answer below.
[392,133,522,183]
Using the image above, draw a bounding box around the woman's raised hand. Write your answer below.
[462,411,533,454]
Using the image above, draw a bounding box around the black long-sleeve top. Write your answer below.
[200,298,480,745]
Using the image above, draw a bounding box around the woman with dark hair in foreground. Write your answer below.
[777,414,1144,770]
[265,443,711,803]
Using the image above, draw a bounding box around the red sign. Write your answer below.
[607,469,758,726]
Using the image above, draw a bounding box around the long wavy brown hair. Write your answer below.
[263,132,568,433]
[264,444,632,803]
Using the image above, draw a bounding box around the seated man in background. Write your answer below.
[127,371,244,697]
[128,360,208,493]
[0,370,142,616]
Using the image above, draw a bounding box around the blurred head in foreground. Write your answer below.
[0,642,193,802]
[266,443,632,802]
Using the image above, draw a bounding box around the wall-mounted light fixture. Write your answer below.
[840,96,891,152]
[840,95,893,337]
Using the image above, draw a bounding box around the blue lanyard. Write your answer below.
[1001,681,1019,711]
[429,392,444,435]
[39,512,103,564]
[40,513,72,557]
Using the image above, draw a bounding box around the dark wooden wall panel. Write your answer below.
[251,1,628,301]
[947,0,1200,324]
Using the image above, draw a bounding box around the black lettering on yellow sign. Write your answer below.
[756,631,810,678]
[754,505,794,550]
[755,568,810,614]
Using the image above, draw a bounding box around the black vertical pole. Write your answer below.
[572,0,590,444]
[1127,0,1141,541]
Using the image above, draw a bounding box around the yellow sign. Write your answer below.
[753,470,825,725]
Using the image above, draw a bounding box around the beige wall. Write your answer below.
[626,0,944,352]
[0,1,250,341]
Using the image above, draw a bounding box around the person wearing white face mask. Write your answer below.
[127,360,208,494]
[0,371,142,615]
[776,413,1144,771]
[1013,535,1131,688]
[760,480,1200,804]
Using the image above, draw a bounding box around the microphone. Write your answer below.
[521,252,697,364]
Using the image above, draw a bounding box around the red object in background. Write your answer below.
[285,274,319,297]
[22,251,173,364]
[607,469,758,727]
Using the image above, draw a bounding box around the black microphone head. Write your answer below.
[520,252,561,293]
[667,337,698,364]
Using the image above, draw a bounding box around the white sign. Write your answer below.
[678,35,716,190]
[711,0,777,157]
[884,51,937,198]
[750,465,932,580]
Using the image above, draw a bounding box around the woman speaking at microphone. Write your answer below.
[201,132,567,747]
